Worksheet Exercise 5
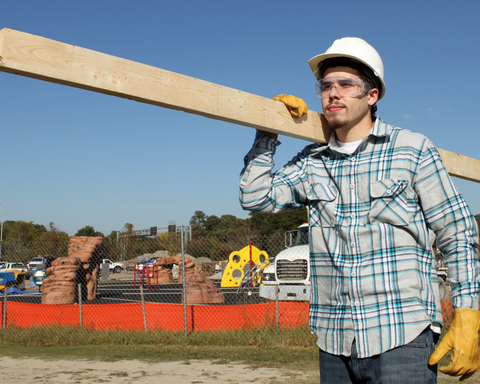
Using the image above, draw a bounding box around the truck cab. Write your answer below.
[259,223,311,301]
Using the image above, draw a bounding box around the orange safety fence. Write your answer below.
[0,301,309,331]
[0,301,463,332]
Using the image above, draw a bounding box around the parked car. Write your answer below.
[0,262,29,274]
[27,256,56,271]
[134,257,157,272]
[0,262,29,285]
[102,259,125,274]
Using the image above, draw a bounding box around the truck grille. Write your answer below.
[277,260,308,281]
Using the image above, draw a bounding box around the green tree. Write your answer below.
[75,225,105,237]
[38,222,70,256]
[40,222,70,242]
[204,215,221,232]
[189,211,210,237]
[475,214,480,229]
[2,220,46,242]
[247,207,308,236]
[189,210,207,226]
[106,230,119,243]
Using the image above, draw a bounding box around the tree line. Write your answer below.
[2,211,479,243]
[188,208,308,237]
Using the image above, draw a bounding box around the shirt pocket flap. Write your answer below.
[370,179,408,199]
[307,183,338,202]
[307,183,338,227]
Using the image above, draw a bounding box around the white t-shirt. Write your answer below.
[329,134,363,154]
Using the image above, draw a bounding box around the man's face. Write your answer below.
[321,66,378,131]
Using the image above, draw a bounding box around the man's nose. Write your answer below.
[328,84,341,98]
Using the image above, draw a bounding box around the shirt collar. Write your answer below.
[371,116,391,138]
[311,116,391,155]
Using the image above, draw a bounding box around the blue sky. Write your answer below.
[1,0,479,236]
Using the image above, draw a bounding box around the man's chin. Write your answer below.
[327,118,347,130]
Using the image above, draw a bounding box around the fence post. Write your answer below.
[181,226,188,336]
[275,285,279,328]
[140,285,147,331]
[78,283,83,329]
[2,289,7,329]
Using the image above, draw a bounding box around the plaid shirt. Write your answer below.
[239,117,479,358]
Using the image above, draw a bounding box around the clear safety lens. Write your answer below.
[315,76,371,99]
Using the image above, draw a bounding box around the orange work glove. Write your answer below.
[272,94,308,118]
[429,308,480,381]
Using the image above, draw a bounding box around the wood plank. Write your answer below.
[0,28,479,183]
[0,28,331,143]
[436,149,480,183]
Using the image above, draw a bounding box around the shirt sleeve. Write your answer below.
[239,132,309,213]
[414,139,479,310]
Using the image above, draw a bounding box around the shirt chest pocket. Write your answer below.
[369,179,414,226]
[307,183,338,227]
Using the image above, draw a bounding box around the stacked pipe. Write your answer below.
[67,236,103,301]
[41,257,81,304]
[153,256,175,284]
[41,236,103,304]
[174,256,224,304]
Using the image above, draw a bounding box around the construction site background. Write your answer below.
[0,232,467,341]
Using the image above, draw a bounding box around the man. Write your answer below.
[239,37,480,383]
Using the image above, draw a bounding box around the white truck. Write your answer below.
[102,259,124,273]
[259,223,311,301]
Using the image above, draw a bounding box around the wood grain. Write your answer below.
[0,28,478,183]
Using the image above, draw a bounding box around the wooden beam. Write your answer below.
[437,149,480,184]
[0,28,330,143]
[0,28,479,183]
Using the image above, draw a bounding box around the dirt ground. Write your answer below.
[0,357,316,384]
[1,356,479,383]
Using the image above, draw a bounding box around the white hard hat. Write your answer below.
[308,37,386,100]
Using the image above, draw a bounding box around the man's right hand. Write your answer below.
[272,94,308,118]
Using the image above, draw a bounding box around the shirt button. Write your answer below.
[350,242,355,248]
[350,184,355,189]
[350,213,355,218]
[350,157,355,162]
[386,189,392,194]
[354,301,360,306]
[351,272,356,277]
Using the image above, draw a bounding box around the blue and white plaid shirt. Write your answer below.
[239,117,479,358]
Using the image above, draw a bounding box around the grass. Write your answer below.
[0,324,318,348]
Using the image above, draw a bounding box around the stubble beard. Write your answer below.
[325,105,348,130]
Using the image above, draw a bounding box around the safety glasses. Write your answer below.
[316,76,371,99]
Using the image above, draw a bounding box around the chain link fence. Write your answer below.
[0,231,461,342]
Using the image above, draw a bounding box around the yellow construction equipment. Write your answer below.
[221,244,269,288]
[0,270,26,292]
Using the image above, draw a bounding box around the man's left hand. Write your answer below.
[429,308,480,381]
[272,94,308,118]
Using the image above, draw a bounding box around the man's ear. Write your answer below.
[367,88,379,106]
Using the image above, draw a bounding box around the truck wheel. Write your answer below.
[114,266,122,274]
[439,279,447,301]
